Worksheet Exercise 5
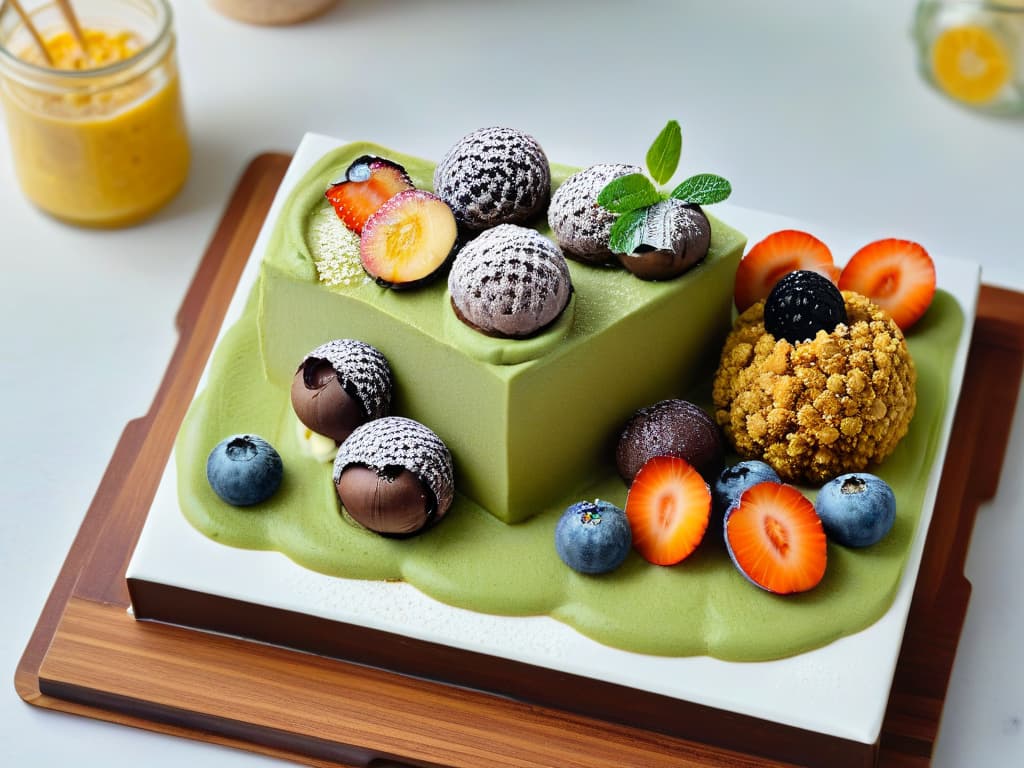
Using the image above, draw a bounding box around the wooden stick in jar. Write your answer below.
[55,0,90,61]
[7,0,55,66]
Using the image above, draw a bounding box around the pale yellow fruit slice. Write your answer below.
[931,23,1013,105]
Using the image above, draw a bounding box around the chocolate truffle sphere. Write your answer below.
[617,199,711,281]
[291,339,392,444]
[548,162,642,264]
[616,399,723,483]
[449,224,572,338]
[333,417,454,536]
[433,126,551,231]
[336,466,432,536]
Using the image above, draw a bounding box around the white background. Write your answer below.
[2,1,1022,766]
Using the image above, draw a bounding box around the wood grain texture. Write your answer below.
[41,598,797,768]
[15,153,290,698]
[15,153,1024,768]
[125,578,876,768]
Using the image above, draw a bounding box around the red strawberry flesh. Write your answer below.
[734,229,839,313]
[625,455,711,566]
[325,155,413,235]
[838,238,936,330]
[725,481,826,594]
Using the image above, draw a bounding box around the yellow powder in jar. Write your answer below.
[3,28,189,227]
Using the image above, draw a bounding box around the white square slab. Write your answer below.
[127,133,979,752]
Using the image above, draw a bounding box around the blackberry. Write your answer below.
[764,270,848,343]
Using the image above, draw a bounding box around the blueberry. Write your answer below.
[206,434,284,506]
[815,473,895,547]
[713,461,781,519]
[764,270,848,343]
[711,460,781,539]
[554,500,632,575]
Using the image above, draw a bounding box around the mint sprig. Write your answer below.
[596,173,661,213]
[607,207,649,255]
[645,120,682,185]
[600,120,732,255]
[669,173,732,206]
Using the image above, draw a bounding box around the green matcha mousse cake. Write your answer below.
[256,141,746,523]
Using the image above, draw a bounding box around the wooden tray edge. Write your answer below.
[14,151,1024,768]
[14,152,293,701]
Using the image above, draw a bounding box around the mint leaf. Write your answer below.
[597,173,661,214]
[645,120,682,185]
[607,207,649,254]
[669,174,732,205]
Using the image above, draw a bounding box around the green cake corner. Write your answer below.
[256,141,746,523]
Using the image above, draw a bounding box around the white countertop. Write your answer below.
[2,1,1022,766]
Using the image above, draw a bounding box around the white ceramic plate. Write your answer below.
[127,133,979,746]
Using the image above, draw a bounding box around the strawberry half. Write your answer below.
[734,229,840,313]
[724,481,826,594]
[838,238,936,331]
[625,455,711,566]
[325,155,414,234]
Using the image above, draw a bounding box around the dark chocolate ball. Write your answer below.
[333,417,454,537]
[290,361,365,444]
[434,126,550,231]
[448,224,572,338]
[290,339,392,444]
[548,162,643,264]
[336,465,432,536]
[616,399,723,483]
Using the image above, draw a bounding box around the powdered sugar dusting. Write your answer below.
[433,126,550,231]
[642,199,710,254]
[308,205,367,288]
[548,163,642,263]
[449,224,572,338]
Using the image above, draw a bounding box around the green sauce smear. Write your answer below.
[177,144,964,662]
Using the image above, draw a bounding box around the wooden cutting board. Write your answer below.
[15,152,1024,768]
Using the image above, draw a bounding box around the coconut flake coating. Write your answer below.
[433,127,551,231]
[333,417,454,519]
[548,162,642,263]
[448,224,572,338]
[301,339,392,421]
[712,292,917,484]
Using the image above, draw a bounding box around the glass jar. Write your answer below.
[0,0,189,227]
[207,0,340,26]
[913,0,1024,114]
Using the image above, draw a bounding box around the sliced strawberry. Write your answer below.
[724,482,826,594]
[838,239,936,330]
[734,230,839,313]
[325,155,414,234]
[625,455,711,566]
[360,189,458,288]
